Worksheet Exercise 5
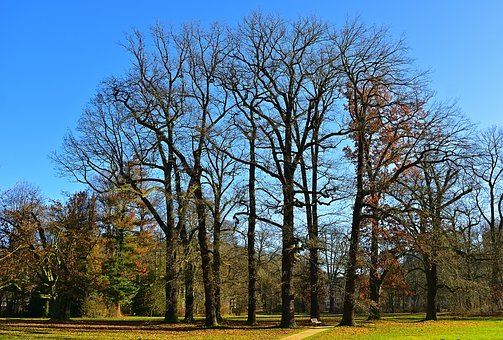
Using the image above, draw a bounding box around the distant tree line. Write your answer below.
[1,13,502,327]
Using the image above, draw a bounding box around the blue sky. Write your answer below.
[1,0,502,199]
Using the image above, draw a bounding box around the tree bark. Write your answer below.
[180,223,196,323]
[194,178,218,327]
[164,233,178,323]
[212,215,223,323]
[175,156,194,323]
[113,302,122,317]
[280,190,296,328]
[329,286,336,314]
[339,199,362,326]
[425,261,438,321]
[247,130,257,326]
[49,296,70,321]
[162,126,179,323]
[183,260,195,322]
[279,120,296,328]
[368,218,381,320]
[340,125,365,327]
[181,222,195,323]
[309,139,320,319]
[180,229,195,323]
[300,139,321,320]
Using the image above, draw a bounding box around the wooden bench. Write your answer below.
[311,318,322,326]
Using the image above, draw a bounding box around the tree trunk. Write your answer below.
[300,140,321,320]
[309,125,321,320]
[309,248,320,318]
[49,296,70,321]
[340,127,365,327]
[247,133,257,326]
[164,234,178,322]
[113,302,122,317]
[329,287,336,314]
[490,235,502,313]
[279,110,296,329]
[44,299,49,317]
[183,241,195,323]
[300,159,320,319]
[368,278,381,320]
[339,201,362,326]
[279,168,296,328]
[212,216,223,323]
[368,218,381,320]
[425,262,438,321]
[180,223,194,323]
[174,156,194,323]
[195,178,218,327]
[163,130,178,323]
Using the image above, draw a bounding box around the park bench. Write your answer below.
[310,318,322,326]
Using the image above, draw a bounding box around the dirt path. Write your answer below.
[281,327,331,340]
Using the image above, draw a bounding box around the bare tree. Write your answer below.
[226,13,341,327]
[393,150,472,320]
[112,24,232,327]
[332,21,466,324]
[202,134,241,322]
[321,225,348,313]
[470,126,503,312]
[52,91,186,321]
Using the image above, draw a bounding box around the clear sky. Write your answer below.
[1,0,502,199]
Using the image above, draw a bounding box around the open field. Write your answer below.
[0,314,502,339]
[312,314,503,340]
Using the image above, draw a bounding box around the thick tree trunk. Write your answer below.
[300,136,321,320]
[212,216,223,323]
[195,179,218,327]
[309,128,321,320]
[368,218,381,320]
[183,247,195,323]
[340,128,365,327]
[164,234,178,323]
[368,278,381,320]
[425,262,438,321]
[247,134,257,326]
[279,170,296,328]
[49,296,70,321]
[339,200,362,326]
[174,157,194,323]
[43,299,49,317]
[329,286,337,314]
[180,224,194,322]
[279,112,296,329]
[178,217,195,323]
[163,131,178,323]
[113,302,122,317]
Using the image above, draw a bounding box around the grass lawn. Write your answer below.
[0,314,300,339]
[312,314,503,339]
[0,313,501,339]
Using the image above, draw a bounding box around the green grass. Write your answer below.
[312,314,503,339]
[0,313,501,339]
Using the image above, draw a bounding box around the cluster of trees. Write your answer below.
[0,185,157,319]
[1,14,502,327]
